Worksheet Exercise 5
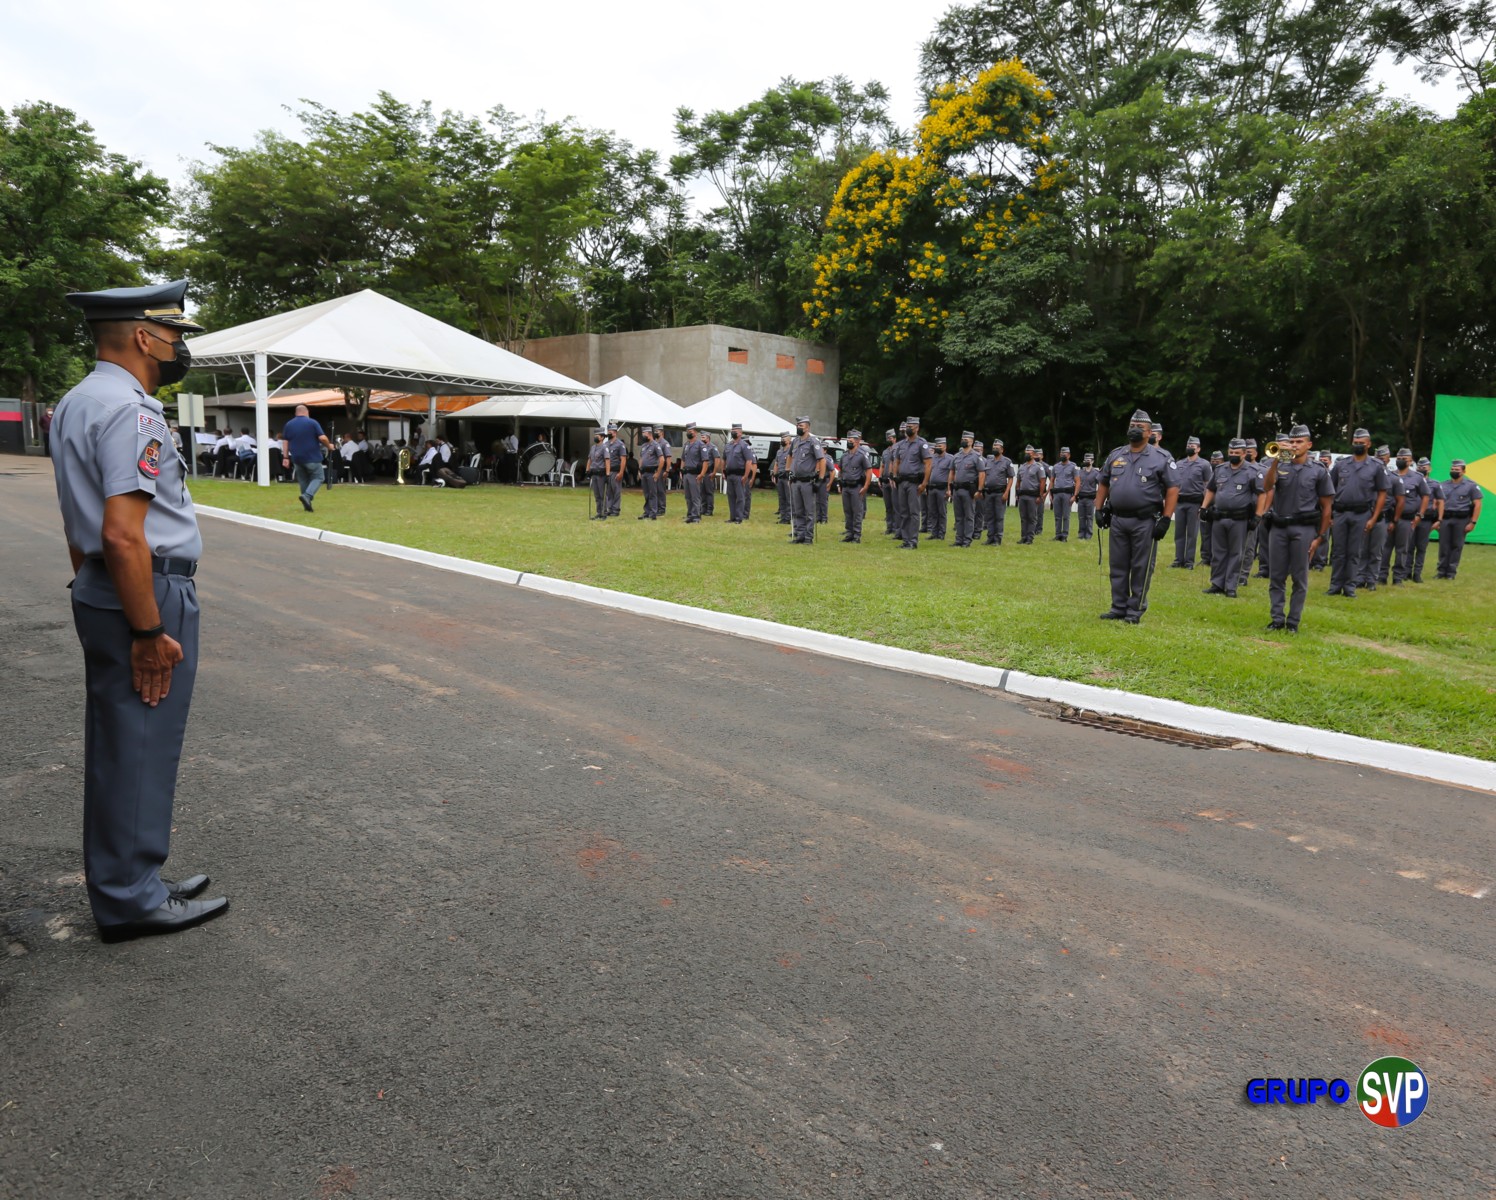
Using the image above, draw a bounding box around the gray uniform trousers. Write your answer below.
[776,476,791,521]
[1412,519,1433,578]
[73,571,199,925]
[952,487,975,544]
[1172,501,1202,564]
[607,473,622,516]
[927,489,948,538]
[684,475,703,521]
[640,473,656,517]
[885,477,901,532]
[984,492,1007,543]
[1017,494,1040,541]
[590,473,608,518]
[1437,519,1471,577]
[898,479,922,545]
[1052,493,1073,539]
[1268,523,1316,627]
[1238,523,1260,587]
[842,485,866,538]
[1208,514,1249,593]
[791,478,818,541]
[815,479,829,524]
[1200,513,1213,565]
[743,480,753,520]
[1374,520,1395,583]
[1329,509,1368,593]
[1077,496,1095,539]
[726,475,746,521]
[1391,518,1418,582]
[1107,514,1156,618]
[702,475,716,515]
[1362,520,1387,586]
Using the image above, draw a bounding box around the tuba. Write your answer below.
[397,447,411,484]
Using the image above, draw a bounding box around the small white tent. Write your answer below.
[461,375,688,428]
[185,289,600,484]
[679,389,790,436]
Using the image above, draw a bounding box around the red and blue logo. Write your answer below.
[1357,1056,1429,1127]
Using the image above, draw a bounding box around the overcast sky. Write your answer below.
[0,0,1464,192]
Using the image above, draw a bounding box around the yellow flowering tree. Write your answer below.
[805,61,1060,356]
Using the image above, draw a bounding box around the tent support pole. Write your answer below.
[254,352,270,486]
[428,393,437,441]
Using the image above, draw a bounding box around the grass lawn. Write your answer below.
[191,478,1496,761]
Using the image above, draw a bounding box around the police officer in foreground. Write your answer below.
[51,280,228,941]
[1200,438,1260,598]
[1201,450,1224,566]
[1261,424,1334,632]
[1238,438,1264,588]
[586,428,609,519]
[788,416,826,544]
[1015,446,1046,544]
[892,417,932,549]
[700,432,720,517]
[1076,452,1101,540]
[1326,428,1387,598]
[982,438,1014,545]
[637,425,662,519]
[1170,436,1212,569]
[1094,409,1179,624]
[971,440,988,540]
[1436,460,1483,579]
[680,422,705,522]
[950,432,981,546]
[839,429,872,542]
[603,423,626,516]
[1365,445,1397,588]
[883,427,903,535]
[772,431,793,523]
[654,425,672,516]
[1050,448,1079,541]
[724,423,754,523]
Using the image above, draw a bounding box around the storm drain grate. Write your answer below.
[1039,705,1249,750]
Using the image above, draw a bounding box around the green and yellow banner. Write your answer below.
[1432,395,1494,545]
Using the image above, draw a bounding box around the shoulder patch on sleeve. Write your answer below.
[137,411,169,439]
[138,438,162,478]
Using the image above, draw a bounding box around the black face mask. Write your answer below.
[146,330,192,386]
[1128,426,1147,445]
[1060,454,1070,461]
[962,440,972,448]
[1187,448,1196,456]
[1353,444,1368,456]
[1397,458,1410,469]
[1229,455,1243,465]
[1149,434,1159,444]
[1451,470,1463,479]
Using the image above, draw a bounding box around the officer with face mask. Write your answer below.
[1364,446,1397,588]
[1436,460,1483,579]
[1076,452,1101,540]
[1261,424,1334,631]
[1169,436,1212,569]
[586,429,609,519]
[1200,438,1261,597]
[950,432,982,546]
[981,438,1014,545]
[1326,428,1388,597]
[772,432,793,523]
[1201,450,1224,566]
[838,429,872,542]
[1050,447,1080,541]
[50,280,229,942]
[1412,457,1441,581]
[1389,447,1429,584]
[1094,409,1180,623]
[884,426,905,536]
[680,423,705,522]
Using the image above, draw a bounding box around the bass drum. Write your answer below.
[521,442,558,480]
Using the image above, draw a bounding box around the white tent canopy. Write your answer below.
[679,389,790,436]
[461,375,689,429]
[185,289,601,484]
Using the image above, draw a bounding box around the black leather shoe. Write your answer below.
[299,495,313,513]
[98,894,229,943]
[1202,585,1224,594]
[1124,615,1141,624]
[163,873,209,899]
[1098,611,1126,620]
[1265,622,1286,631]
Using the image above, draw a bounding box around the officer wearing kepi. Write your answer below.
[1076,452,1101,539]
[680,422,705,522]
[1326,428,1387,598]
[1050,448,1080,541]
[1412,458,1441,581]
[724,422,754,523]
[637,425,662,519]
[1200,437,1261,598]
[772,431,792,523]
[949,432,981,546]
[50,280,229,942]
[788,415,826,544]
[1436,460,1483,579]
[838,429,871,541]
[1015,447,1047,544]
[1389,448,1429,584]
[1094,409,1179,623]
[883,427,902,535]
[1170,436,1212,569]
[926,436,952,539]
[1261,424,1334,631]
[892,417,932,549]
[982,438,1014,545]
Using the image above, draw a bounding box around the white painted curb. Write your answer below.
[197,504,1496,794]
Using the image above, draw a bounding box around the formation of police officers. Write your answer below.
[585,408,1484,632]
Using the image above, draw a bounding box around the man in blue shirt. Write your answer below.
[279,404,334,512]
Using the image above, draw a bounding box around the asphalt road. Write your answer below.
[2,459,1493,1200]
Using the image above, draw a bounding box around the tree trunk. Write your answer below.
[1405,299,1426,450]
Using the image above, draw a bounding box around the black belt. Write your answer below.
[1445,511,1471,519]
[1215,510,1251,519]
[1110,507,1159,518]
[154,556,197,577]
[793,476,817,482]
[725,470,744,476]
[1334,504,1370,514]
[1078,494,1096,500]
[1018,490,1039,497]
[952,482,975,490]
[843,479,864,487]
[1178,495,1205,504]
[1280,514,1319,527]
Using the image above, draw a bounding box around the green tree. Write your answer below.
[0,102,168,404]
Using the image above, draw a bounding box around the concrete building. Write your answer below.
[519,325,839,434]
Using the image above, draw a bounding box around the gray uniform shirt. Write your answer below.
[1395,469,1428,515]
[1329,455,1389,509]
[1016,461,1047,495]
[893,435,931,479]
[951,448,981,484]
[1050,461,1080,494]
[1269,459,1334,520]
[1441,477,1482,515]
[725,438,754,472]
[773,446,790,476]
[1076,466,1102,497]
[840,445,870,485]
[1101,443,1178,512]
[639,438,662,470]
[1209,462,1262,514]
[928,451,954,485]
[52,361,202,567]
[682,437,704,471]
[603,437,625,472]
[586,441,607,473]
[984,454,1014,492]
[1174,454,1213,499]
[789,434,825,478]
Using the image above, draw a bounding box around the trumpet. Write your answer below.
[1265,439,1293,466]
